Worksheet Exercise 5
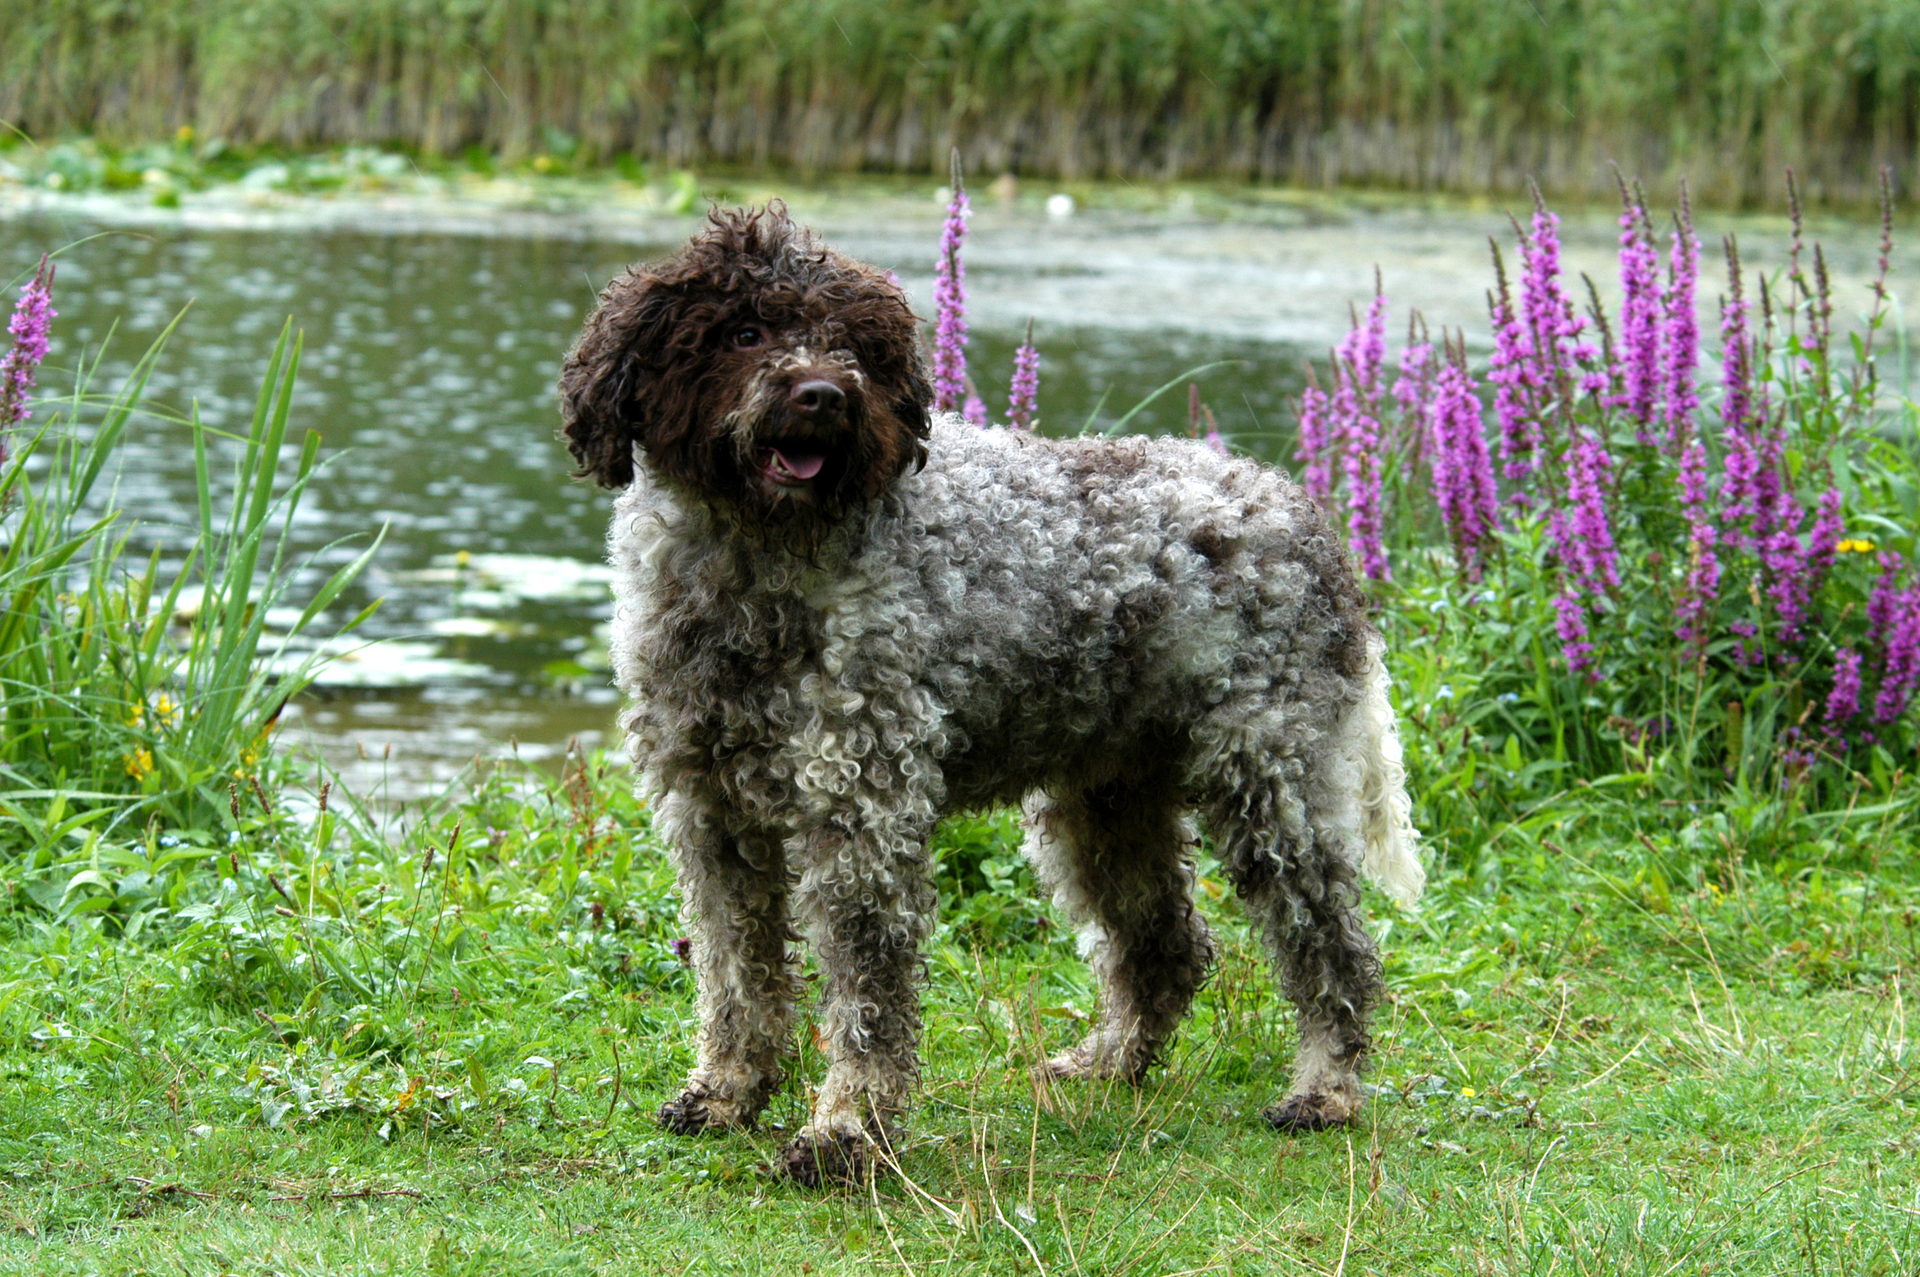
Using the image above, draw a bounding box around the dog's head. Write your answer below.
[559,204,933,536]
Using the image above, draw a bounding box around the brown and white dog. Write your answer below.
[560,205,1423,1184]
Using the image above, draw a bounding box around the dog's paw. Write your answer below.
[779,1130,874,1187]
[1262,1091,1359,1133]
[1031,1050,1094,1082]
[658,1086,753,1135]
[1031,1040,1149,1085]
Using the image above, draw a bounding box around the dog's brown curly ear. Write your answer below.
[895,359,934,470]
[559,267,680,489]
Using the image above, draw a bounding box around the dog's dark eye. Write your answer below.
[730,325,766,350]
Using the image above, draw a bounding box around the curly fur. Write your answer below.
[562,204,1424,1182]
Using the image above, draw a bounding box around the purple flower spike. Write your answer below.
[1801,488,1845,596]
[1617,189,1663,445]
[932,153,972,416]
[1554,590,1597,678]
[1869,552,1905,646]
[1295,380,1334,503]
[1519,192,1591,396]
[1428,340,1498,579]
[1719,238,1755,441]
[1007,319,1040,431]
[2,254,56,431]
[1825,648,1863,726]
[1660,191,1701,453]
[1393,339,1434,442]
[1875,584,1920,725]
[1761,515,1811,642]
[1487,242,1543,502]
[1333,292,1391,581]
[1565,429,1619,593]
[962,392,988,427]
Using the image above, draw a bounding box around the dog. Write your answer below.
[559,204,1424,1184]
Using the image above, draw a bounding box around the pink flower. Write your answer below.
[932,164,972,416]
[1825,648,1863,726]
[1392,339,1434,469]
[1427,341,1497,578]
[1333,292,1391,581]
[1295,380,1334,503]
[1719,238,1755,444]
[1874,585,1920,725]
[1488,243,1544,500]
[1617,189,1663,445]
[1660,192,1701,453]
[1554,591,1597,678]
[1007,319,1040,431]
[1,254,56,430]
[1869,552,1905,646]
[1519,195,1594,395]
[1564,428,1619,593]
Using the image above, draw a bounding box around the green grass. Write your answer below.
[2,0,1915,207]
[1,752,1917,1275]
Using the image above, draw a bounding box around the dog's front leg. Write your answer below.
[656,792,800,1135]
[781,815,936,1186]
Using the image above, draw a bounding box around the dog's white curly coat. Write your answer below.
[609,411,1423,1153]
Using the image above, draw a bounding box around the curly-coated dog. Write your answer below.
[560,204,1424,1184]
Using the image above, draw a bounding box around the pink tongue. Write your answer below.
[774,448,826,480]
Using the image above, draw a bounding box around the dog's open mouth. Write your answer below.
[758,443,832,489]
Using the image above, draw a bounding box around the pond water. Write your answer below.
[2,183,1906,796]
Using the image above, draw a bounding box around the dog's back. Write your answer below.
[874,421,1370,807]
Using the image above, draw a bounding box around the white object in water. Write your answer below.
[1046,193,1075,218]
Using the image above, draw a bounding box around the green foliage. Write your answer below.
[0,312,382,853]
[929,807,1052,945]
[0,132,708,212]
[2,0,1915,203]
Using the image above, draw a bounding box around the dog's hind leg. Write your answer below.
[782,818,937,1185]
[1023,779,1216,1083]
[1210,755,1385,1132]
[658,796,799,1135]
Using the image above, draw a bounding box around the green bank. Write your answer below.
[4,0,1916,207]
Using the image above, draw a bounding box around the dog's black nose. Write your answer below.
[790,380,847,418]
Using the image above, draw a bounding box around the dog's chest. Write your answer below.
[619,523,931,746]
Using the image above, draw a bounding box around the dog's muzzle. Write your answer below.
[756,378,851,493]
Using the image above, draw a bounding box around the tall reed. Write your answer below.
[3,0,1913,206]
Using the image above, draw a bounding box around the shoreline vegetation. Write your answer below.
[3,0,1917,210]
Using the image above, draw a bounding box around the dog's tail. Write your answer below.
[1355,634,1425,908]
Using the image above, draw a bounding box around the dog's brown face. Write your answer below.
[559,204,933,536]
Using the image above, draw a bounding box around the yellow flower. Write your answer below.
[131,694,182,729]
[1836,538,1876,554]
[1460,1086,1477,1099]
[176,124,195,146]
[125,749,154,780]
